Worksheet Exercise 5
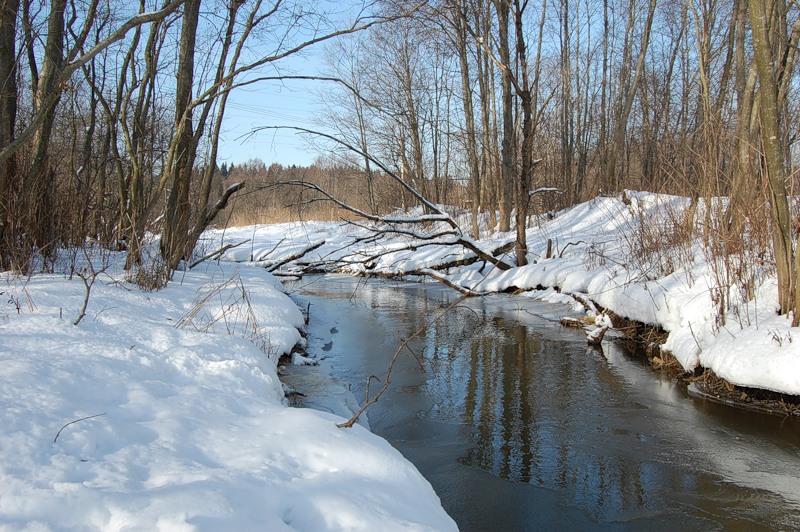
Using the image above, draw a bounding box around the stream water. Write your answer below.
[285,275,800,530]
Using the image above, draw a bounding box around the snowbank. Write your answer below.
[203,191,800,397]
[0,259,456,531]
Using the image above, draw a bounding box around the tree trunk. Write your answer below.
[162,0,200,271]
[476,0,496,230]
[0,0,19,268]
[559,0,575,203]
[186,0,242,252]
[749,0,796,320]
[494,0,514,233]
[597,0,609,192]
[512,0,531,266]
[453,1,482,238]
[727,0,754,238]
[25,0,67,257]
[603,0,656,192]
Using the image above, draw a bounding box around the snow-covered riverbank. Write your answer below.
[3,189,796,528]
[205,191,800,398]
[0,259,457,530]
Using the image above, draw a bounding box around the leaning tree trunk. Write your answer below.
[185,0,244,253]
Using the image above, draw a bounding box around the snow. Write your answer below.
[0,258,456,531]
[4,188,799,529]
[200,190,800,397]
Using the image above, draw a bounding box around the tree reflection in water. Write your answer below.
[401,294,779,522]
[296,277,800,529]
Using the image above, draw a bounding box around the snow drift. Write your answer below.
[0,260,456,531]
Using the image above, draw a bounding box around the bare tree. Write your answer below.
[602,0,656,192]
[0,0,185,269]
[452,0,483,238]
[263,124,513,270]
[160,0,200,270]
[749,0,798,321]
[0,0,19,268]
[493,0,514,233]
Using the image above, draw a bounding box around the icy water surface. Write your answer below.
[288,275,800,530]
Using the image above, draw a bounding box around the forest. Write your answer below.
[1,0,799,318]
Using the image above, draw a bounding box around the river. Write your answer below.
[284,275,800,530]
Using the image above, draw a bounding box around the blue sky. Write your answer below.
[215,1,356,168]
[217,77,321,167]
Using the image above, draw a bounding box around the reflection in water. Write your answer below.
[421,310,672,522]
[294,277,800,530]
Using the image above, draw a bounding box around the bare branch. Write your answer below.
[265,241,325,272]
[200,182,246,229]
[256,126,449,218]
[53,413,106,443]
[279,177,512,270]
[230,2,429,80]
[189,239,251,270]
[280,180,450,224]
[0,0,186,165]
[337,293,468,428]
[418,269,482,296]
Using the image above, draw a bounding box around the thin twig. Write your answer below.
[74,247,108,326]
[53,413,106,443]
[337,294,468,428]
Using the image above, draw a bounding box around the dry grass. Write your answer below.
[649,349,683,372]
[127,254,170,292]
[176,272,278,360]
[605,310,670,360]
[619,197,696,281]
[691,369,800,417]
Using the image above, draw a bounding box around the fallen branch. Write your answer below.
[418,269,481,296]
[337,293,468,428]
[587,314,613,345]
[529,186,562,197]
[53,413,106,443]
[570,292,598,314]
[277,180,511,270]
[560,316,589,328]
[559,240,587,258]
[492,240,516,256]
[189,239,251,269]
[265,240,325,272]
[253,237,286,262]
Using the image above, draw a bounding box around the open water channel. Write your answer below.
[284,275,800,530]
